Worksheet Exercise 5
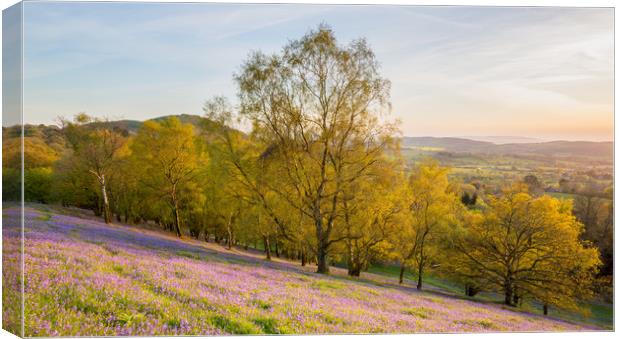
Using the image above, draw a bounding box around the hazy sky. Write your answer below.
[19,2,614,141]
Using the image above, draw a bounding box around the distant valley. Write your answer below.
[402,136,613,161]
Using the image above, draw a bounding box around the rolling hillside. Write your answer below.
[11,117,611,160]
[2,205,600,336]
[402,137,613,160]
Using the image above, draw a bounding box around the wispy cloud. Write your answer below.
[21,3,613,141]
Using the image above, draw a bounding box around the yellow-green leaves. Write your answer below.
[450,184,601,312]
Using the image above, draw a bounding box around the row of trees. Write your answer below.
[5,26,602,315]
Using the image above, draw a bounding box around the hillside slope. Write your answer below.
[3,205,598,336]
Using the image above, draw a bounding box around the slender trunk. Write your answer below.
[416,243,425,290]
[98,175,111,224]
[417,263,423,290]
[399,263,406,285]
[301,247,307,267]
[226,214,233,250]
[172,199,182,238]
[263,235,271,260]
[274,238,280,258]
[347,246,361,277]
[543,304,548,315]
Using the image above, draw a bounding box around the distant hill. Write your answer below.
[96,114,213,134]
[402,136,613,160]
[7,118,612,161]
[459,136,542,144]
[402,137,493,153]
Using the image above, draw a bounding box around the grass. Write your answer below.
[367,263,463,294]
[402,307,435,319]
[368,263,613,329]
[521,300,613,330]
[2,205,606,336]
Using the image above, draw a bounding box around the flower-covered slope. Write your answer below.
[2,206,594,336]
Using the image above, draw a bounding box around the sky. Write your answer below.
[15,2,614,141]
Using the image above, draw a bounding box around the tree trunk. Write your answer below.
[316,240,329,274]
[504,283,513,306]
[98,174,111,224]
[348,264,361,277]
[465,285,480,297]
[416,264,423,290]
[315,218,330,274]
[399,263,406,284]
[301,248,307,267]
[274,238,280,258]
[226,215,233,250]
[513,290,520,306]
[172,198,182,238]
[543,304,548,315]
[263,235,271,260]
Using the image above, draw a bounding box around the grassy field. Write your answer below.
[2,205,608,336]
[401,148,612,193]
[368,264,613,330]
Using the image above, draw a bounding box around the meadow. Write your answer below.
[2,205,601,336]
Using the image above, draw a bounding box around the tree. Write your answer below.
[202,140,252,249]
[340,158,405,276]
[130,117,207,237]
[450,184,600,312]
[3,134,61,203]
[403,159,460,290]
[60,113,126,223]
[460,192,477,207]
[204,97,291,259]
[233,25,394,274]
[573,184,613,277]
[523,174,543,196]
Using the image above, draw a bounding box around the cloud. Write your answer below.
[20,3,613,140]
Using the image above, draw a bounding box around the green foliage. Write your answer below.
[115,312,145,326]
[447,184,601,313]
[251,299,272,310]
[2,168,21,201]
[389,159,461,289]
[129,116,208,237]
[24,167,54,203]
[230,24,396,273]
[209,315,257,334]
[252,317,280,334]
[402,307,434,319]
